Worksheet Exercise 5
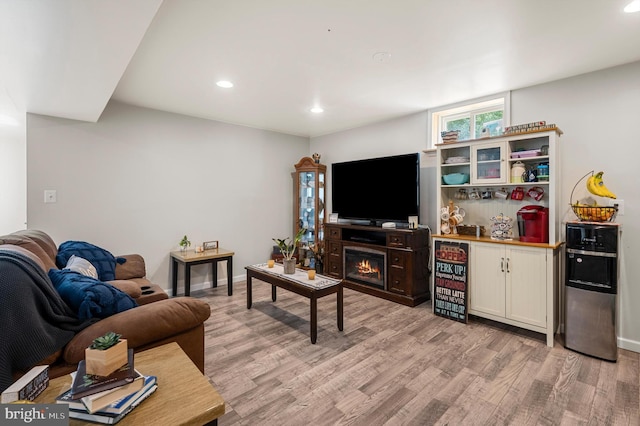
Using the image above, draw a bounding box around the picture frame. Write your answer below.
[203,240,218,251]
[329,213,339,223]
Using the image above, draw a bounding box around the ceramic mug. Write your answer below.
[441,211,450,222]
[494,188,509,199]
[441,222,451,234]
[469,188,481,200]
[449,213,464,226]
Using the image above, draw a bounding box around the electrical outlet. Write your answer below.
[610,198,624,215]
[44,189,57,203]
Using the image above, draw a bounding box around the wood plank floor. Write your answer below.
[194,281,639,426]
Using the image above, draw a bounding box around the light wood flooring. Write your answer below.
[195,281,639,426]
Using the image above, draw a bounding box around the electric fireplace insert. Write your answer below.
[344,246,386,289]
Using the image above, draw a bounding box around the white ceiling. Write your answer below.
[2,0,640,138]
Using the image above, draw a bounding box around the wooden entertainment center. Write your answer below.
[324,223,430,306]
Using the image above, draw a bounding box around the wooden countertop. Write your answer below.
[432,233,563,250]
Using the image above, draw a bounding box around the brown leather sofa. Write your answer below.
[0,229,211,381]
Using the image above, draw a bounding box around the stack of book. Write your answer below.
[56,349,157,424]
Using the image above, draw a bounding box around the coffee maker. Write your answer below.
[517,205,549,243]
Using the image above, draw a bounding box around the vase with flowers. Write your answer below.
[307,241,325,274]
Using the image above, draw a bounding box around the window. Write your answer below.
[427,93,510,150]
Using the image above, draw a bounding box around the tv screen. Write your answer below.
[331,153,420,224]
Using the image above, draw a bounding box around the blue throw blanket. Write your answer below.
[0,250,94,393]
[48,269,137,320]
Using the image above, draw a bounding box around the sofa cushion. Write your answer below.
[48,269,137,320]
[0,235,57,271]
[65,255,98,279]
[56,241,125,281]
[114,254,146,280]
[107,280,143,298]
[11,230,58,262]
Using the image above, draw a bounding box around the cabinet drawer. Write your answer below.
[387,233,407,248]
[326,258,342,278]
[327,240,342,257]
[388,268,407,295]
[327,226,341,240]
[388,250,409,269]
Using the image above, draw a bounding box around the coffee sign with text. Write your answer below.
[433,240,468,323]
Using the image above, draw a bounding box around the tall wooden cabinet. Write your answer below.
[433,129,562,347]
[294,157,326,249]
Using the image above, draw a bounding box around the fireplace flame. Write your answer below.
[357,259,381,279]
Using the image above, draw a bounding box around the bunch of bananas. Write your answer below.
[587,171,616,199]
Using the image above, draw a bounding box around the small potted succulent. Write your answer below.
[85,332,128,376]
[179,235,191,252]
[272,227,306,274]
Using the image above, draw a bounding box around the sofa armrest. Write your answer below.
[114,254,146,280]
[62,297,211,364]
[107,280,143,298]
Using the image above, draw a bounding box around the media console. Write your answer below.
[324,223,431,307]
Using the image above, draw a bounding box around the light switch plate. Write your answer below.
[44,190,57,203]
[609,198,624,215]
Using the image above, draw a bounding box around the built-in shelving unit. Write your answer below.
[433,129,562,347]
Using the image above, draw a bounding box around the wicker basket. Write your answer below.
[570,204,617,222]
[570,171,618,222]
[456,225,486,236]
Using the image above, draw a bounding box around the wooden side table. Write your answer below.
[171,248,234,297]
[35,342,225,425]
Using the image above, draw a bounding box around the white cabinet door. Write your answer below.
[470,141,508,185]
[505,246,547,328]
[470,243,505,317]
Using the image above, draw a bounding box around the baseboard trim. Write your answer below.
[618,336,640,354]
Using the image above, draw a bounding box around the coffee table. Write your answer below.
[245,263,343,344]
[171,248,234,296]
[35,342,225,425]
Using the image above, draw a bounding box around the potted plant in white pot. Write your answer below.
[273,228,306,274]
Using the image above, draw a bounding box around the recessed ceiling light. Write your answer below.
[625,0,640,12]
[310,106,324,113]
[372,52,392,63]
[216,80,234,88]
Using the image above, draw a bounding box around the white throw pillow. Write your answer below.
[65,255,99,279]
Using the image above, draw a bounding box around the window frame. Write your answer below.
[427,92,511,150]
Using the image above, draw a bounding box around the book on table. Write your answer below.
[66,383,158,424]
[70,349,137,400]
[78,371,144,413]
[57,375,157,415]
[1,365,49,403]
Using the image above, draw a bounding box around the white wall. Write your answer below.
[0,122,26,234]
[311,60,640,352]
[511,61,640,352]
[26,101,308,291]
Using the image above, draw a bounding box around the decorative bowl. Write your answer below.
[442,173,469,185]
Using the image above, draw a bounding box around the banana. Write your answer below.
[586,175,600,196]
[586,171,617,199]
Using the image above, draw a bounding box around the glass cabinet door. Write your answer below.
[294,157,327,251]
[298,171,316,245]
[471,142,507,184]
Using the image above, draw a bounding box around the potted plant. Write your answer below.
[179,235,191,252]
[272,227,306,274]
[85,332,128,376]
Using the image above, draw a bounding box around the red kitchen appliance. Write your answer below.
[517,205,549,243]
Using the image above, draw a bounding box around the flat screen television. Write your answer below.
[331,153,420,225]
